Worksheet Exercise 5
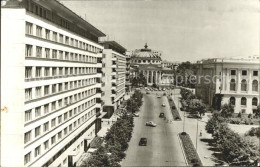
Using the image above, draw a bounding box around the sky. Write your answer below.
[60,0,259,62]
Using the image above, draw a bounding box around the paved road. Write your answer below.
[121,91,186,166]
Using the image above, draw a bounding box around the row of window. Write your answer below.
[25,88,97,123]
[25,78,97,101]
[229,97,258,106]
[230,69,258,76]
[25,66,97,80]
[24,110,96,165]
[26,22,101,53]
[25,44,98,63]
[229,79,259,92]
[131,59,160,64]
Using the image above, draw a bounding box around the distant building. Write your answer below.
[100,41,127,113]
[195,58,260,114]
[129,44,174,87]
[1,0,105,167]
[162,60,179,70]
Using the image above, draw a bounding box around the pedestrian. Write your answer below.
[200,130,202,136]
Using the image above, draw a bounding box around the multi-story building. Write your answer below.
[195,58,260,114]
[130,43,174,87]
[1,0,105,166]
[100,41,127,115]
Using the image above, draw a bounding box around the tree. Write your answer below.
[187,99,206,116]
[220,103,234,118]
[255,105,260,117]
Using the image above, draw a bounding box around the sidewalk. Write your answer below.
[171,89,216,166]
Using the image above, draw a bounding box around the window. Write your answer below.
[230,97,235,106]
[64,113,68,121]
[58,34,63,43]
[24,152,31,165]
[241,79,247,91]
[252,80,258,92]
[44,104,49,114]
[53,32,57,42]
[35,146,41,157]
[36,26,42,37]
[58,83,62,92]
[51,101,56,111]
[45,29,50,39]
[44,67,50,77]
[43,122,49,132]
[35,86,41,98]
[65,52,69,60]
[58,115,62,124]
[45,48,50,58]
[69,110,72,117]
[58,100,62,108]
[241,97,247,106]
[65,36,69,45]
[44,85,49,95]
[51,118,56,128]
[25,88,32,101]
[26,22,33,35]
[35,126,41,137]
[51,135,56,144]
[242,70,247,76]
[25,45,33,57]
[25,67,32,79]
[58,131,62,140]
[52,50,57,59]
[65,68,69,75]
[59,67,63,76]
[24,131,31,144]
[231,70,236,76]
[52,84,56,94]
[252,97,258,106]
[69,124,72,131]
[35,107,41,118]
[52,67,57,76]
[44,140,49,150]
[70,38,74,46]
[59,51,63,60]
[25,110,32,122]
[36,46,42,58]
[36,67,41,78]
[253,71,258,76]
[65,82,68,90]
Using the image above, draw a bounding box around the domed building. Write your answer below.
[129,44,174,87]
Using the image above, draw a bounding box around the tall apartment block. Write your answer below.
[99,41,127,116]
[1,0,105,166]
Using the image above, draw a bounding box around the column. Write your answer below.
[146,71,149,85]
[247,97,253,114]
[248,69,252,94]
[156,71,158,84]
[226,68,230,92]
[237,69,241,93]
[151,71,154,84]
[235,97,241,113]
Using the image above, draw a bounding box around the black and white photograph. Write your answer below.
[1,0,259,166]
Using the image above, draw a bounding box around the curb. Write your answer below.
[177,134,189,166]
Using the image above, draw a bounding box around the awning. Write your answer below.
[89,136,104,148]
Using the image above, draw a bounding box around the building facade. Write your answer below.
[100,41,127,113]
[1,0,105,166]
[195,58,260,114]
[130,44,174,87]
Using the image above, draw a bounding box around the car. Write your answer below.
[139,138,147,146]
[146,121,157,127]
[133,113,139,117]
[163,93,166,96]
[187,114,202,119]
[146,91,150,94]
[162,88,166,91]
[162,103,166,107]
[157,95,161,98]
[159,112,165,118]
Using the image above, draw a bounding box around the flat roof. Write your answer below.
[99,41,127,52]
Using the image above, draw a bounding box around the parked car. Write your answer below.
[162,88,166,91]
[146,91,150,94]
[159,112,165,118]
[133,113,139,117]
[187,114,202,119]
[139,138,147,146]
[162,103,166,107]
[163,93,166,96]
[146,121,157,127]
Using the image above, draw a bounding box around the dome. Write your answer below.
[132,43,161,59]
